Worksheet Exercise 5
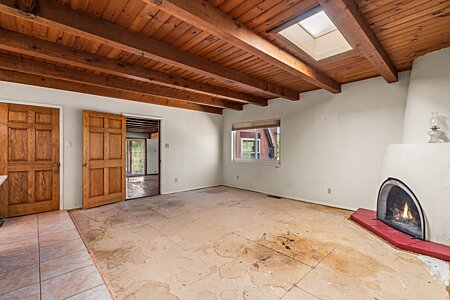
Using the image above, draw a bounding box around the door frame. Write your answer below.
[0,99,64,210]
[123,113,162,196]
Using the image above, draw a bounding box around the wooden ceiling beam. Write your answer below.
[0,54,243,110]
[146,0,341,93]
[0,69,223,114]
[0,0,299,100]
[0,29,267,106]
[318,0,398,83]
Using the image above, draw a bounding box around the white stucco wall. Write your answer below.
[147,138,159,174]
[0,81,222,210]
[403,47,450,143]
[222,72,410,210]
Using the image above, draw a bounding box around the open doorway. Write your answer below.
[125,117,160,200]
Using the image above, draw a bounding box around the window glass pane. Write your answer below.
[233,123,280,162]
[242,139,256,159]
[299,10,337,38]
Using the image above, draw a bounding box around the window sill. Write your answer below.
[231,160,281,167]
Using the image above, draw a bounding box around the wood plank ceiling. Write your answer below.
[0,0,448,114]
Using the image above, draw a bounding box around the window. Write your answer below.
[232,119,280,162]
[273,7,352,61]
[299,10,337,38]
[241,138,261,159]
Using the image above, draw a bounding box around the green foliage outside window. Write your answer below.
[242,140,256,159]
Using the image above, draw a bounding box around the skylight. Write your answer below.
[299,10,337,38]
[277,8,352,61]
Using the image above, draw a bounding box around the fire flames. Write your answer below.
[402,202,413,219]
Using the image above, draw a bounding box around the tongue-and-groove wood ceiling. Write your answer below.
[0,0,448,114]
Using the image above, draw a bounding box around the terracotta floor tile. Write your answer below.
[40,237,86,262]
[0,248,39,273]
[0,210,110,300]
[0,264,39,295]
[0,239,38,256]
[40,249,93,281]
[0,231,38,246]
[41,265,104,300]
[38,227,81,248]
[0,283,40,300]
[66,284,112,300]
[38,219,76,234]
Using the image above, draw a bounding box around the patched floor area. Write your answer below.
[70,186,450,299]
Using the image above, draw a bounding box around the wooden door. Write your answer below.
[0,103,60,218]
[82,110,126,209]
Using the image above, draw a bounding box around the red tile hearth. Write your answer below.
[351,208,450,262]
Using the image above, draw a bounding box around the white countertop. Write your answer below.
[0,175,7,187]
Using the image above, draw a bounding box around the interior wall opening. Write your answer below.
[125,117,160,200]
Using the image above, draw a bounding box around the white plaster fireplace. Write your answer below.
[379,143,450,246]
[377,47,450,246]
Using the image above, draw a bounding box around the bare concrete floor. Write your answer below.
[70,186,450,300]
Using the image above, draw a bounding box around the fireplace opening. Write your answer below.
[377,178,425,239]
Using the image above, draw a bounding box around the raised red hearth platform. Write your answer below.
[351,208,450,262]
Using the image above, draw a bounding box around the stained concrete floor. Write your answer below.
[70,186,450,300]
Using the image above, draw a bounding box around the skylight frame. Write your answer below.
[268,6,323,34]
[270,6,353,61]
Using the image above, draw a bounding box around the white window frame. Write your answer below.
[240,137,261,160]
[231,120,281,165]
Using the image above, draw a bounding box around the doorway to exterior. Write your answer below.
[125,117,160,200]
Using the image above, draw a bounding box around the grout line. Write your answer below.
[41,263,94,283]
[38,234,81,249]
[39,244,86,263]
[61,284,103,300]
[38,235,81,249]
[0,256,39,276]
[0,283,38,296]
[37,214,42,300]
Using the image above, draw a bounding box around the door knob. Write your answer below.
[53,163,60,167]
[83,164,89,167]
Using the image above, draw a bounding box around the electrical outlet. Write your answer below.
[327,188,332,194]
[175,178,178,183]
[165,143,170,149]
[236,175,239,180]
